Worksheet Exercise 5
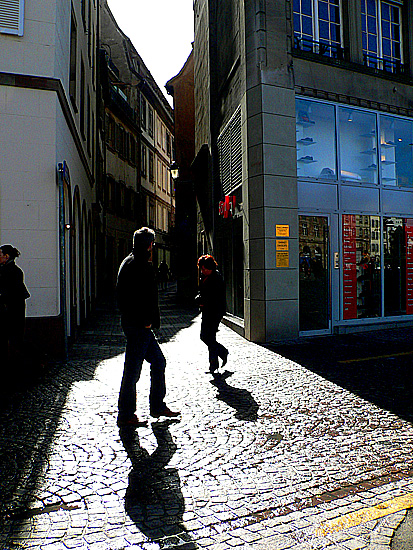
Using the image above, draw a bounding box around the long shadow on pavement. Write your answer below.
[0,293,198,532]
[267,326,413,425]
[121,420,196,549]
[210,371,259,421]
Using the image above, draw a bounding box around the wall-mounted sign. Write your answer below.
[276,251,289,267]
[218,195,236,218]
[276,240,289,251]
[276,224,289,237]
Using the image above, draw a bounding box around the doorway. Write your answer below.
[299,215,331,334]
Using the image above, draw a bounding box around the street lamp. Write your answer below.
[170,161,179,180]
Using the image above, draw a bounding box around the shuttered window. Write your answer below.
[0,0,24,36]
[217,107,242,195]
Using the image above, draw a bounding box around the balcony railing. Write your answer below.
[363,53,404,75]
[294,35,344,59]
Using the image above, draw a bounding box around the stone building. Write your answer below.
[193,0,413,342]
[0,0,98,354]
[99,0,175,286]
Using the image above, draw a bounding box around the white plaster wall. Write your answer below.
[0,0,57,76]
[0,86,59,317]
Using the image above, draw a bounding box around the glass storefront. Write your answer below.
[296,97,413,331]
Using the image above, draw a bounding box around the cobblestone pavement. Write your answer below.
[1,285,413,550]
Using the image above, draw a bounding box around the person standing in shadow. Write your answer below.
[195,255,228,375]
[0,244,30,367]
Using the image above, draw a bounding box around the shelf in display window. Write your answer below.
[297,138,316,146]
[381,160,396,165]
[382,177,396,182]
[360,148,377,154]
[361,164,377,171]
[360,131,376,138]
[298,156,317,164]
[382,141,396,148]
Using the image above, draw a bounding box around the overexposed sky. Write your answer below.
[107,0,194,105]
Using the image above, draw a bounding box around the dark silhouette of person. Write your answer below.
[196,255,228,374]
[0,244,30,365]
[116,227,180,427]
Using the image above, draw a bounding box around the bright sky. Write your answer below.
[107,0,194,105]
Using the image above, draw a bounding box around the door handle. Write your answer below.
[334,252,339,269]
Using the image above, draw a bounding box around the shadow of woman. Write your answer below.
[120,421,196,549]
[210,372,259,421]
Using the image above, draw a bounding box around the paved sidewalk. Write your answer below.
[1,285,413,550]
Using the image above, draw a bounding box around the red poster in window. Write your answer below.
[406,219,413,314]
[342,215,357,319]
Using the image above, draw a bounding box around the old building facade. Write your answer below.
[193,0,413,342]
[0,0,98,354]
[99,0,175,288]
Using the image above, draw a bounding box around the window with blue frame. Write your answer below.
[361,0,403,73]
[293,0,342,58]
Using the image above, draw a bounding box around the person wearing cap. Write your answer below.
[116,227,180,427]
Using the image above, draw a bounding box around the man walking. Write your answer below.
[116,227,180,427]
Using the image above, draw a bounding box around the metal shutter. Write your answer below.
[217,106,242,196]
[0,0,24,35]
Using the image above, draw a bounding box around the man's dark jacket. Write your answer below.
[116,248,160,329]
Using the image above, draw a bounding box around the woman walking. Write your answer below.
[196,255,228,374]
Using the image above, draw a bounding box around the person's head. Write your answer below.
[133,227,155,253]
[197,254,217,276]
[0,244,20,265]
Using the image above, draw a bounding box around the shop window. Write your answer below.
[296,99,336,180]
[339,107,377,184]
[361,0,403,74]
[383,218,413,316]
[379,115,413,188]
[342,214,381,319]
[293,0,342,58]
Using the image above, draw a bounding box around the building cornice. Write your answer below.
[0,72,94,186]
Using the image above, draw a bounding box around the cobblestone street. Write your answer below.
[1,286,413,550]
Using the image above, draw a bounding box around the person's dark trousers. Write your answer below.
[200,315,228,370]
[118,327,167,421]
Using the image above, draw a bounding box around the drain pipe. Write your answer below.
[57,162,68,358]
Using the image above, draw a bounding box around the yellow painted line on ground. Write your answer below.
[316,492,413,536]
[338,350,413,364]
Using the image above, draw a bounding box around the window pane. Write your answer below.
[384,217,406,316]
[296,99,336,180]
[342,214,381,319]
[339,107,377,184]
[380,115,413,188]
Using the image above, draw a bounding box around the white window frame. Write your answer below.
[0,0,25,36]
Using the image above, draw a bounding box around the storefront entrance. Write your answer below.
[299,215,331,334]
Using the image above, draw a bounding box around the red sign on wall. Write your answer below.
[342,214,357,320]
[218,195,236,218]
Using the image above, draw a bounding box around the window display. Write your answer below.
[339,107,378,184]
[296,99,336,179]
[342,215,381,319]
[379,115,413,188]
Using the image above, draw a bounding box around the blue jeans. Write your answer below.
[200,315,228,369]
[118,327,166,420]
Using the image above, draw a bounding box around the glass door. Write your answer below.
[299,215,331,333]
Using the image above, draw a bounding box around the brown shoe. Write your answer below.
[151,406,180,419]
[117,414,142,427]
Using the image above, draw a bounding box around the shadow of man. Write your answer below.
[210,372,259,421]
[120,421,196,549]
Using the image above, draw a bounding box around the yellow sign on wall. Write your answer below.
[276,251,289,267]
[276,225,289,237]
[276,240,289,251]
